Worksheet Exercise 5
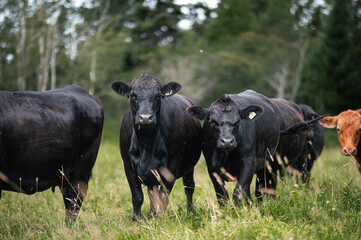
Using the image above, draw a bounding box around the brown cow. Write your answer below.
[319,110,361,173]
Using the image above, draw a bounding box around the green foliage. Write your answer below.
[205,0,255,41]
[299,0,361,114]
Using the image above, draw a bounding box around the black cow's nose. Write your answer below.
[139,114,152,125]
[220,138,235,148]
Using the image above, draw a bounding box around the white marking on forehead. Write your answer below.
[249,112,256,120]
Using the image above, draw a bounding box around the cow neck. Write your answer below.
[134,123,161,153]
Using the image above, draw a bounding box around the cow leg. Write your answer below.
[148,186,161,215]
[233,163,254,206]
[255,169,265,201]
[266,157,278,198]
[159,187,170,212]
[61,133,101,224]
[208,169,229,206]
[300,154,311,185]
[255,164,277,202]
[274,155,285,180]
[182,169,195,210]
[62,180,88,224]
[158,181,174,213]
[124,162,144,221]
[148,184,172,215]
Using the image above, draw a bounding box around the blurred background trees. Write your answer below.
[0,0,360,115]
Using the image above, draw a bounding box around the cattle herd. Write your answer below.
[0,73,359,223]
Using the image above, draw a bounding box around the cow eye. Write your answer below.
[209,119,219,126]
[130,94,138,100]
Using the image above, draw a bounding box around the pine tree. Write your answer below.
[300,0,360,114]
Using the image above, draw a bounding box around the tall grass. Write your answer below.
[1,136,361,239]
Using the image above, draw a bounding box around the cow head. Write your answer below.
[111,73,181,127]
[320,110,361,156]
[187,94,263,151]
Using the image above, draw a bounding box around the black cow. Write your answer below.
[269,100,324,185]
[111,73,201,220]
[0,85,104,223]
[187,90,280,205]
[297,104,324,180]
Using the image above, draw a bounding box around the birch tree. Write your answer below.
[89,0,110,95]
[16,0,28,90]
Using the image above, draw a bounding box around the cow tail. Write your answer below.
[280,115,326,135]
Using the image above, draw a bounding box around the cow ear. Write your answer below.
[111,81,131,98]
[162,82,182,97]
[356,109,361,115]
[240,105,263,120]
[319,116,337,129]
[187,106,208,120]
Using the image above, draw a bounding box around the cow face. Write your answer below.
[111,73,181,127]
[187,95,263,151]
[320,110,361,156]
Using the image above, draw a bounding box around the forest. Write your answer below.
[1,0,360,117]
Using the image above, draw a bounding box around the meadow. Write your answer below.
[1,126,361,239]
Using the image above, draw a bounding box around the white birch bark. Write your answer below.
[40,24,53,91]
[89,0,110,95]
[269,61,289,99]
[16,0,28,90]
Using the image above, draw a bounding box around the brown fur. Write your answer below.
[320,110,361,173]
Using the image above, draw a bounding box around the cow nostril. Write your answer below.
[343,148,356,155]
[221,138,234,145]
[139,114,152,124]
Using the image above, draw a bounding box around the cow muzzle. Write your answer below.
[139,114,153,125]
[342,147,357,156]
[219,137,236,150]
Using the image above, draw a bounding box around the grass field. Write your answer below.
[1,130,361,239]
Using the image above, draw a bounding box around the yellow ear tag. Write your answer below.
[249,112,256,120]
[165,90,173,96]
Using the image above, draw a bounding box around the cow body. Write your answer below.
[298,104,324,178]
[271,100,324,184]
[111,73,201,219]
[187,90,280,204]
[0,85,104,222]
[320,109,361,173]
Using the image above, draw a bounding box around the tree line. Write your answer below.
[0,0,360,114]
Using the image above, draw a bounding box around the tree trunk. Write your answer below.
[89,49,97,95]
[40,24,53,91]
[37,0,45,91]
[88,0,111,95]
[16,0,28,90]
[269,61,289,99]
[50,37,57,90]
[290,40,309,101]
[0,53,3,85]
[37,35,45,91]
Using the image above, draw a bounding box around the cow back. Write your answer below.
[0,85,104,194]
